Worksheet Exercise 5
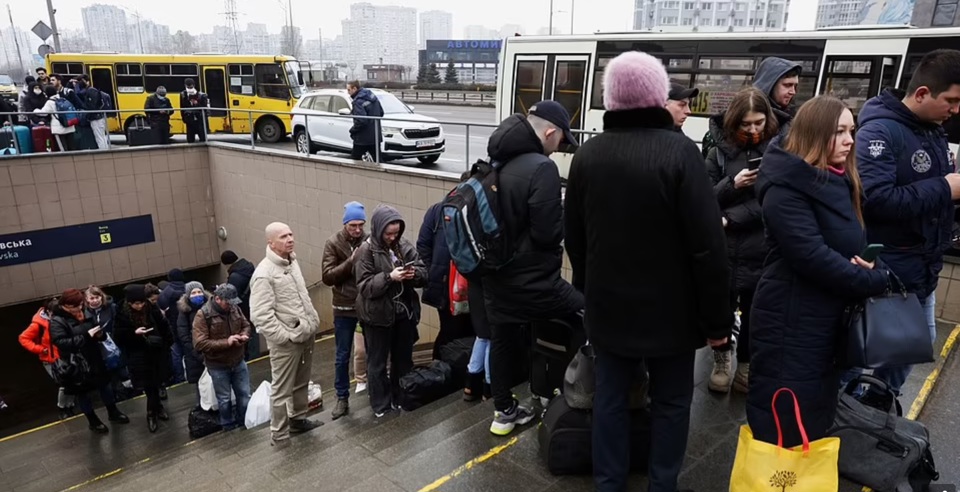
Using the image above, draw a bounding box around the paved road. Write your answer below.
[918,336,960,488]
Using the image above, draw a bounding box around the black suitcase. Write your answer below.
[127,117,159,147]
[188,408,222,439]
[398,360,456,411]
[530,318,586,399]
[538,395,651,475]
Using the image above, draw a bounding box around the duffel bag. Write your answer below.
[398,360,456,411]
[188,407,222,439]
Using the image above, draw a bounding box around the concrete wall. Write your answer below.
[0,146,219,307]
[207,144,460,342]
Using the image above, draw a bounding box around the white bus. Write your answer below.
[495,26,960,178]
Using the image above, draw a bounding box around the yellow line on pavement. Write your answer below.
[861,324,960,492]
[0,334,337,444]
[417,437,520,492]
[61,469,123,491]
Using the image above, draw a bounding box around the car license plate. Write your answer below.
[416,139,435,148]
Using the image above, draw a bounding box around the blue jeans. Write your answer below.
[208,361,252,430]
[842,292,938,396]
[334,316,359,400]
[467,337,490,384]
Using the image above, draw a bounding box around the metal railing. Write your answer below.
[391,91,496,105]
[0,106,604,173]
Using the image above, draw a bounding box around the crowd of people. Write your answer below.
[12,46,960,491]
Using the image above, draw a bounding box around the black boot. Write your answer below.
[159,387,168,401]
[147,412,158,433]
[483,382,492,401]
[157,405,169,421]
[107,405,130,424]
[463,372,484,402]
[86,413,109,434]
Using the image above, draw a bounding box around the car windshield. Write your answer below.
[375,92,412,114]
[0,75,13,85]
[284,61,305,99]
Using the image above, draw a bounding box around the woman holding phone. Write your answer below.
[115,284,174,432]
[50,288,130,433]
[704,87,782,394]
[355,204,427,418]
[747,96,894,447]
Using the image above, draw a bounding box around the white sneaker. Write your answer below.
[708,349,734,393]
[355,382,367,394]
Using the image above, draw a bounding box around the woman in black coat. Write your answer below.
[177,281,209,409]
[704,87,782,394]
[114,284,174,433]
[49,288,130,433]
[749,96,892,447]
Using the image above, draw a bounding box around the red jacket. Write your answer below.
[19,308,59,364]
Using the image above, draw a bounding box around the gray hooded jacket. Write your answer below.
[354,204,427,328]
[753,57,802,120]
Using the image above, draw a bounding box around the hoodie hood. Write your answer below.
[370,204,405,250]
[487,114,545,163]
[177,291,212,314]
[227,258,256,278]
[756,138,853,217]
[753,57,802,102]
[858,89,946,135]
[352,87,376,102]
[32,307,51,326]
[708,113,776,159]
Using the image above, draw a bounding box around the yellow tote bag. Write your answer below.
[730,388,840,492]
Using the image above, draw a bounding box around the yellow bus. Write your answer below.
[46,53,306,143]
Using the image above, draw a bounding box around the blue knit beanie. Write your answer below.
[343,201,366,224]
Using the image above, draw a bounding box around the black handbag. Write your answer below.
[845,273,934,369]
[52,352,91,386]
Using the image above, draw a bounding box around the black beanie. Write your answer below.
[167,268,184,282]
[220,250,239,265]
[124,284,147,303]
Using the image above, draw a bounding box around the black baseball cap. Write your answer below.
[669,83,699,101]
[528,100,578,147]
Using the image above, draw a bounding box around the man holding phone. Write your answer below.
[192,283,253,431]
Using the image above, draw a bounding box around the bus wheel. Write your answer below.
[256,118,283,144]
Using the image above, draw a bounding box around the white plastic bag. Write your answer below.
[244,380,272,429]
[198,369,236,411]
[308,381,322,409]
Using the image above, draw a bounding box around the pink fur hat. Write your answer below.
[603,51,670,112]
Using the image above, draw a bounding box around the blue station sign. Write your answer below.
[426,40,502,51]
[0,215,156,267]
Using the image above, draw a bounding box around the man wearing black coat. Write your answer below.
[221,250,259,360]
[347,81,384,161]
[564,51,732,492]
[180,79,209,143]
[158,269,187,384]
[145,86,173,144]
[483,100,584,437]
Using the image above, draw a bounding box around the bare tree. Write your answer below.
[172,31,197,55]
[769,470,798,492]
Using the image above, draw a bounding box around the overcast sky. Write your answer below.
[12,0,817,41]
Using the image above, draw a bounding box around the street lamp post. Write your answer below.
[45,0,62,52]
[549,0,554,35]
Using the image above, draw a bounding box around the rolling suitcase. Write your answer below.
[31,125,54,152]
[530,317,586,399]
[538,395,651,475]
[127,117,159,147]
[0,125,33,154]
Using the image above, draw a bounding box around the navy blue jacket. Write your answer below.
[748,142,890,448]
[417,202,451,311]
[158,281,186,332]
[349,88,384,147]
[857,90,954,301]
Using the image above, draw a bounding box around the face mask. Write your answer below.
[186,88,197,95]
[157,91,167,99]
[33,89,41,95]
[736,130,762,147]
[190,295,205,307]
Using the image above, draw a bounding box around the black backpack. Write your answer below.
[441,159,512,276]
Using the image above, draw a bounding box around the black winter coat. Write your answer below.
[417,202,452,311]
[158,281,186,332]
[565,107,733,358]
[114,303,174,389]
[749,141,891,448]
[179,91,209,123]
[227,259,256,319]
[705,114,772,293]
[481,114,583,325]
[49,307,110,395]
[176,293,209,384]
[144,94,173,124]
[349,88,384,147]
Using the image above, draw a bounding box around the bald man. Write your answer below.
[250,222,322,446]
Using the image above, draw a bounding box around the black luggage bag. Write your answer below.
[398,360,456,411]
[530,317,586,399]
[188,408,222,439]
[127,117,160,147]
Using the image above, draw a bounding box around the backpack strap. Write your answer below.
[716,150,727,174]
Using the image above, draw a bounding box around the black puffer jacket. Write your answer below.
[705,114,772,293]
[748,140,891,447]
[177,292,210,384]
[481,114,583,325]
[114,302,174,389]
[49,307,110,395]
[227,259,256,319]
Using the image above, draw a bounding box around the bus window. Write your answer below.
[698,57,756,71]
[590,57,611,110]
[229,64,255,96]
[514,60,545,114]
[115,63,144,93]
[144,63,199,93]
[553,59,587,146]
[821,58,874,114]
[256,64,289,100]
[691,73,753,114]
[794,76,818,107]
[51,62,83,78]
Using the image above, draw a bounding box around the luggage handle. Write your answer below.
[771,388,810,454]
[843,374,900,418]
[1,124,19,153]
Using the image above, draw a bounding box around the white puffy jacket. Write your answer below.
[249,247,320,347]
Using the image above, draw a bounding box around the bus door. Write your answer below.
[548,55,589,149]
[511,55,548,116]
[88,65,120,133]
[226,63,256,135]
[202,66,229,134]
[819,54,902,117]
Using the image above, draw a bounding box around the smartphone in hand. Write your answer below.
[859,243,884,262]
[747,157,763,171]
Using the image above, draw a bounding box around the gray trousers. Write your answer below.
[269,341,314,440]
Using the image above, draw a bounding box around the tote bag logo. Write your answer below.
[769,470,797,491]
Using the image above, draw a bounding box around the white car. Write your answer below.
[291,89,445,165]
